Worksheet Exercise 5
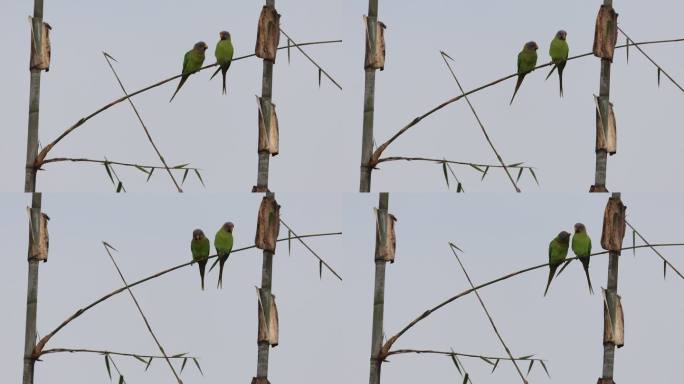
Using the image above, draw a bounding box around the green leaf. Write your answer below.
[508,162,524,167]
[319,260,323,279]
[540,360,550,378]
[118,375,124,384]
[657,67,661,87]
[288,229,292,256]
[529,168,539,186]
[116,181,124,193]
[133,355,146,364]
[462,373,469,384]
[182,168,190,185]
[626,38,630,63]
[449,242,464,253]
[102,241,118,252]
[516,167,524,183]
[104,354,112,379]
[491,358,499,373]
[479,356,494,366]
[171,353,187,358]
[146,168,154,182]
[194,169,205,187]
[518,355,534,360]
[664,260,667,280]
[442,162,450,188]
[103,161,115,185]
[192,357,204,376]
[134,165,149,175]
[145,357,153,371]
[441,50,455,61]
[287,38,292,64]
[456,182,463,193]
[469,164,484,173]
[181,357,188,372]
[318,68,322,87]
[527,359,534,376]
[632,230,636,257]
[173,163,190,169]
[480,166,489,181]
[450,349,462,375]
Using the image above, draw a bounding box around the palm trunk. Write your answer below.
[593,0,613,192]
[359,0,379,192]
[369,192,388,384]
[255,0,276,192]
[23,1,45,383]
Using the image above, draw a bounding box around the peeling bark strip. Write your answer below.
[601,195,626,252]
[374,209,396,262]
[602,289,625,347]
[593,5,619,61]
[29,18,51,71]
[27,208,50,262]
[255,194,281,252]
[256,288,279,346]
[255,6,281,62]
[594,96,617,155]
[257,97,279,156]
[364,16,386,70]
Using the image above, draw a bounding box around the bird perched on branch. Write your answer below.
[191,229,210,290]
[214,222,234,289]
[544,230,570,296]
[510,41,539,105]
[546,30,569,97]
[210,31,234,95]
[571,223,594,294]
[170,41,208,102]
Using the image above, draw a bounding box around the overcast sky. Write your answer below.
[0,193,346,383]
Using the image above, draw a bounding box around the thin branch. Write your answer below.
[441,52,520,192]
[102,243,182,383]
[41,348,196,360]
[103,52,182,192]
[369,38,684,166]
[381,243,684,356]
[279,218,343,281]
[386,348,544,363]
[377,156,532,170]
[34,232,341,355]
[618,27,684,93]
[279,29,342,90]
[42,157,199,171]
[33,39,342,164]
[626,221,684,280]
[449,244,527,383]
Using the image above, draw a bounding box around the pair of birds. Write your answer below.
[545,223,593,296]
[510,30,569,105]
[191,222,235,290]
[169,31,235,102]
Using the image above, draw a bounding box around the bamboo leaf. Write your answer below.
[508,162,524,167]
[518,355,534,360]
[462,373,469,384]
[527,359,534,376]
[633,230,636,257]
[664,260,667,280]
[318,68,322,87]
[102,241,118,252]
[442,161,450,188]
[540,360,550,378]
[626,38,630,63]
[133,355,146,364]
[118,375,124,384]
[181,357,188,372]
[192,357,204,376]
[529,168,539,186]
[450,348,462,375]
[516,167,524,183]
[480,166,489,181]
[478,356,494,366]
[146,168,154,182]
[319,260,323,279]
[182,168,190,185]
[171,353,187,358]
[145,357,153,371]
[469,164,484,173]
[194,169,205,187]
[441,50,455,61]
[103,161,115,185]
[657,67,661,87]
[491,358,499,373]
[287,38,292,64]
[116,181,124,193]
[104,354,112,379]
[134,165,149,175]
[456,182,464,193]
[173,163,190,169]
[288,229,292,256]
[449,242,464,253]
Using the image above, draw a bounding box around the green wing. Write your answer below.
[215,40,234,65]
[572,233,592,258]
[549,238,568,265]
[214,228,234,255]
[518,50,538,74]
[549,38,569,62]
[191,238,210,261]
[183,49,205,74]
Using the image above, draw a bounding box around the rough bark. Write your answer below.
[255,194,281,252]
[593,5,619,61]
[255,5,281,62]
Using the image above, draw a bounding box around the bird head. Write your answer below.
[525,41,539,51]
[219,31,231,41]
[558,231,571,243]
[556,30,568,40]
[223,222,235,232]
[194,41,209,51]
[574,223,586,233]
[193,229,205,240]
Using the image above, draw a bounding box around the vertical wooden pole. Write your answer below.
[592,0,613,192]
[23,2,45,383]
[255,0,276,192]
[255,192,276,382]
[359,0,379,192]
[369,192,388,384]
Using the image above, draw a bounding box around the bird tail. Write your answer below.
[509,75,525,105]
[545,64,557,81]
[217,256,227,289]
[210,66,221,80]
[198,259,207,291]
[557,63,565,97]
[581,259,594,294]
[543,265,557,297]
[169,75,188,103]
[221,67,228,95]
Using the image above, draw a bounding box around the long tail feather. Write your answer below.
[199,260,207,291]
[169,75,189,103]
[545,64,557,81]
[581,258,593,294]
[558,64,565,97]
[544,265,558,297]
[509,75,525,105]
[217,257,226,289]
[222,67,228,95]
[210,66,221,80]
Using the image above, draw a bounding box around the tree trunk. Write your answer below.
[359,0,379,192]
[592,0,614,192]
[369,192,388,384]
[255,192,277,382]
[255,0,276,192]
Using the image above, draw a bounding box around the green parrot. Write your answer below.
[545,30,569,97]
[169,41,209,102]
[510,41,539,105]
[544,230,570,296]
[214,222,234,289]
[210,31,235,95]
[572,223,594,294]
[191,229,211,290]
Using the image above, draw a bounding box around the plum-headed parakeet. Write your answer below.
[572,223,593,294]
[510,41,539,105]
[169,41,209,102]
[210,31,235,95]
[191,229,211,290]
[214,222,234,289]
[544,230,570,296]
[545,30,569,97]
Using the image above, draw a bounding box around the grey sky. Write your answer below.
[340,0,684,192]
[342,193,684,383]
[2,0,343,192]
[0,193,346,383]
